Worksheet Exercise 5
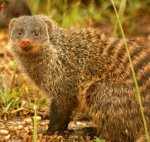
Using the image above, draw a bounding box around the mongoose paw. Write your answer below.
[45,129,64,136]
[45,126,67,135]
[45,120,69,135]
[43,130,55,135]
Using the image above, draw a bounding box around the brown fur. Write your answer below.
[8,15,150,142]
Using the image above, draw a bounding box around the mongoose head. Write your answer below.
[8,15,53,55]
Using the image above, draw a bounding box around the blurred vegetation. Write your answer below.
[0,61,23,115]
[27,0,149,29]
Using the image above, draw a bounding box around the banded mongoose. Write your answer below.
[8,15,150,142]
[0,0,31,29]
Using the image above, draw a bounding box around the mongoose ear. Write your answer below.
[9,18,16,35]
[44,20,54,36]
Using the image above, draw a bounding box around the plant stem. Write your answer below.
[33,104,37,142]
[110,0,150,141]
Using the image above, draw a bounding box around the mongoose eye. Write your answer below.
[18,31,23,35]
[34,27,40,37]
[17,28,23,35]
[34,31,40,36]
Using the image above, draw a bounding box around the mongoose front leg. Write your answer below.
[47,96,78,135]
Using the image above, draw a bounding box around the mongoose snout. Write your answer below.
[20,38,32,52]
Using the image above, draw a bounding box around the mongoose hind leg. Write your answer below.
[85,81,150,142]
[135,135,149,142]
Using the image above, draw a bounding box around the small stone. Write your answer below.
[17,125,23,129]
[4,134,11,140]
[40,120,49,126]
[7,121,16,125]
[0,129,9,134]
[20,121,26,125]
[24,118,32,124]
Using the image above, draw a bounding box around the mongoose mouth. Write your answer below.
[21,46,32,52]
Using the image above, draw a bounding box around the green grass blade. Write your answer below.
[110,0,150,141]
[113,0,127,36]
[32,0,40,14]
[33,104,37,142]
[46,0,51,15]
[9,60,17,94]
[3,100,13,114]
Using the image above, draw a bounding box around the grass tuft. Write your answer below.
[0,60,22,114]
[94,136,106,142]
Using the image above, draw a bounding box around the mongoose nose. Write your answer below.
[21,38,31,46]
